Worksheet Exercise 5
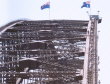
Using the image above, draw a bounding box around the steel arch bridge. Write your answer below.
[0,16,101,84]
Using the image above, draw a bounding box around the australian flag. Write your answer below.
[81,1,90,8]
[41,2,50,10]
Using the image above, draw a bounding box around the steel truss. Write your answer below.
[0,18,100,84]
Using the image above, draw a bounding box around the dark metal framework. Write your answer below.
[0,18,99,84]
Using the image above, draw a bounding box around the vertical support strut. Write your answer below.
[83,15,100,84]
[83,20,91,84]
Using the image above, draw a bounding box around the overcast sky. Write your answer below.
[0,0,109,84]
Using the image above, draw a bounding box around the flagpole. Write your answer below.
[49,0,50,20]
[89,0,92,18]
[90,0,91,16]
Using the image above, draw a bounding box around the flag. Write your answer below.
[81,1,90,8]
[41,2,50,10]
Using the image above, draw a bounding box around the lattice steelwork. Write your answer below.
[0,17,100,84]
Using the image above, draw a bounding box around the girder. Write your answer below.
[0,19,99,84]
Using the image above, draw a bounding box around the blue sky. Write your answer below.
[0,0,109,84]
